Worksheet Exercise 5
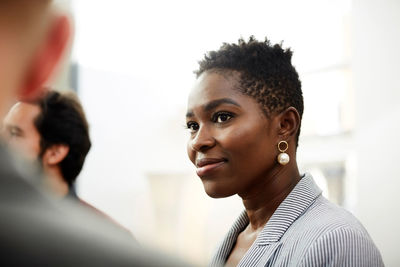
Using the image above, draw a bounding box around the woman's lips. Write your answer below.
[195,158,226,177]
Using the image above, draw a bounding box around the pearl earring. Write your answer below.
[277,141,290,165]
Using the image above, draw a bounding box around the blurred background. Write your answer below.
[51,0,400,266]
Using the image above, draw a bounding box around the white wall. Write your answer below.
[352,0,400,266]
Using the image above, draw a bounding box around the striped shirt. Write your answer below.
[210,173,384,267]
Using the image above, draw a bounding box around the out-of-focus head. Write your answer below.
[0,0,70,120]
[186,37,303,198]
[2,102,42,160]
[3,90,91,186]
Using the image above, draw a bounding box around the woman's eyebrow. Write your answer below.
[186,110,194,118]
[204,98,241,112]
[186,98,241,118]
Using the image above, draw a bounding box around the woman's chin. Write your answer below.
[202,182,235,199]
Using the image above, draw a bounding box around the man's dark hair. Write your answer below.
[32,90,91,186]
[195,36,303,145]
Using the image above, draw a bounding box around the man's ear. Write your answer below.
[18,15,71,101]
[277,107,301,140]
[42,144,70,166]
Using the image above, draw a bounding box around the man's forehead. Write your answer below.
[6,102,40,122]
[11,102,37,111]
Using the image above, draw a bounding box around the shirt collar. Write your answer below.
[210,174,322,266]
[223,173,322,246]
[256,173,322,245]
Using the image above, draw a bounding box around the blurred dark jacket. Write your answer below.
[0,144,189,267]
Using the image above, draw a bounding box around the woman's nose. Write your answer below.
[190,126,216,152]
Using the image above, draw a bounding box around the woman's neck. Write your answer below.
[239,162,301,231]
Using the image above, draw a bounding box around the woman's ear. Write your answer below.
[18,15,71,101]
[277,107,301,140]
[42,144,70,166]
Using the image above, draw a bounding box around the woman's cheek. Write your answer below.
[186,141,196,164]
[221,124,260,149]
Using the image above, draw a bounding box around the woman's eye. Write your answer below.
[214,113,233,123]
[186,122,199,132]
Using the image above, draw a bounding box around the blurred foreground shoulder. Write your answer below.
[0,146,191,267]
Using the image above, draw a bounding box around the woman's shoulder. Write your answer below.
[280,195,377,252]
[276,196,384,266]
[297,195,367,234]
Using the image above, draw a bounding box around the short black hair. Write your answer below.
[195,36,303,145]
[32,90,91,186]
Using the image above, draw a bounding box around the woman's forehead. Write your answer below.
[186,72,268,120]
[188,72,241,106]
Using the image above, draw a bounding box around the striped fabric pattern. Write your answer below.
[209,173,384,267]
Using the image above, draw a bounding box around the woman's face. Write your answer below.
[186,72,280,198]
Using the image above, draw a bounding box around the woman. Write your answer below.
[185,37,383,266]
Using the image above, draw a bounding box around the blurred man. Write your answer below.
[3,90,91,198]
[0,1,186,266]
[3,90,128,225]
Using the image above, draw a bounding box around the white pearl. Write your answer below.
[277,152,290,165]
